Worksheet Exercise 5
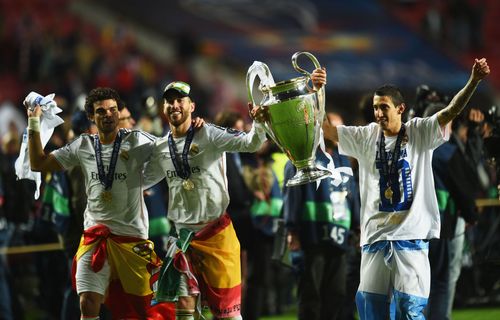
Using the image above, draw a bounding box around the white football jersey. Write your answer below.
[337,114,449,246]
[144,122,267,225]
[52,129,157,239]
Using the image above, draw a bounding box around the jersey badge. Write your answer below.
[190,143,200,155]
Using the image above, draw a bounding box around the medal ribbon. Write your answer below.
[378,125,406,186]
[94,129,124,190]
[168,126,195,180]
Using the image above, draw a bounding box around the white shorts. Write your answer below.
[359,240,430,298]
[76,248,111,295]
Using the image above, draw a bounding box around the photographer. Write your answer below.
[482,105,500,197]
[421,100,480,319]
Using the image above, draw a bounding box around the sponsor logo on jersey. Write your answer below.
[165,166,201,179]
[90,170,127,181]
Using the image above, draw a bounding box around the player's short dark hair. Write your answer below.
[374,84,405,107]
[84,87,122,116]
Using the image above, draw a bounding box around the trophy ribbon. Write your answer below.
[315,129,353,190]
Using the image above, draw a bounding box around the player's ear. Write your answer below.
[398,103,406,114]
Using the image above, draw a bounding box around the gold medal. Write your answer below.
[182,179,195,191]
[101,190,113,203]
[384,187,393,200]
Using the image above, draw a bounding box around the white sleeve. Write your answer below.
[206,122,267,153]
[51,136,82,169]
[410,114,449,150]
[143,139,167,190]
[337,124,374,159]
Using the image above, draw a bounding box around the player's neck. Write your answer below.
[383,121,402,137]
[171,120,191,138]
[98,129,119,144]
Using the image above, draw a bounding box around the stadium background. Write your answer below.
[0,0,499,319]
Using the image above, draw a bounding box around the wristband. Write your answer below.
[28,117,41,132]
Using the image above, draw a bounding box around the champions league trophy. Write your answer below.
[247,51,331,187]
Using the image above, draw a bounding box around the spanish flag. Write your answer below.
[73,225,175,319]
[157,214,242,318]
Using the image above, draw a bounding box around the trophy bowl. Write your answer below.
[247,52,331,187]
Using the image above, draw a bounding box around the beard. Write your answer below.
[168,111,190,127]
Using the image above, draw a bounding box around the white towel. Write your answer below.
[15,92,65,199]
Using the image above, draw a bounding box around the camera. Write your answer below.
[484,105,500,159]
[484,105,500,128]
[407,84,449,120]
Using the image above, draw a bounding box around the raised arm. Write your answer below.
[27,104,64,172]
[437,58,490,127]
[311,68,340,143]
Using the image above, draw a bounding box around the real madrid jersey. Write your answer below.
[337,114,449,246]
[144,122,267,226]
[52,129,157,239]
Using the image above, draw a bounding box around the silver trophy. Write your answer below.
[247,51,330,187]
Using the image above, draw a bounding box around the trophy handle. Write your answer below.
[246,61,274,105]
[292,51,321,75]
[292,52,325,120]
[291,51,322,92]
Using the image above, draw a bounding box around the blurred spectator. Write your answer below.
[421,0,445,44]
[448,0,476,50]
[283,112,359,320]
[0,103,26,138]
[0,111,36,320]
[422,103,479,319]
[242,140,286,317]
[118,105,136,130]
[137,92,165,137]
[0,150,13,320]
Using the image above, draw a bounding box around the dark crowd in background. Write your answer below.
[1,0,500,319]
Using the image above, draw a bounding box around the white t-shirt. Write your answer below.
[144,122,267,226]
[337,114,449,246]
[52,129,157,239]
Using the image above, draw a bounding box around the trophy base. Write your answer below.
[286,166,331,187]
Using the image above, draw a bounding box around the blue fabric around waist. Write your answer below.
[362,240,429,268]
[362,240,429,253]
